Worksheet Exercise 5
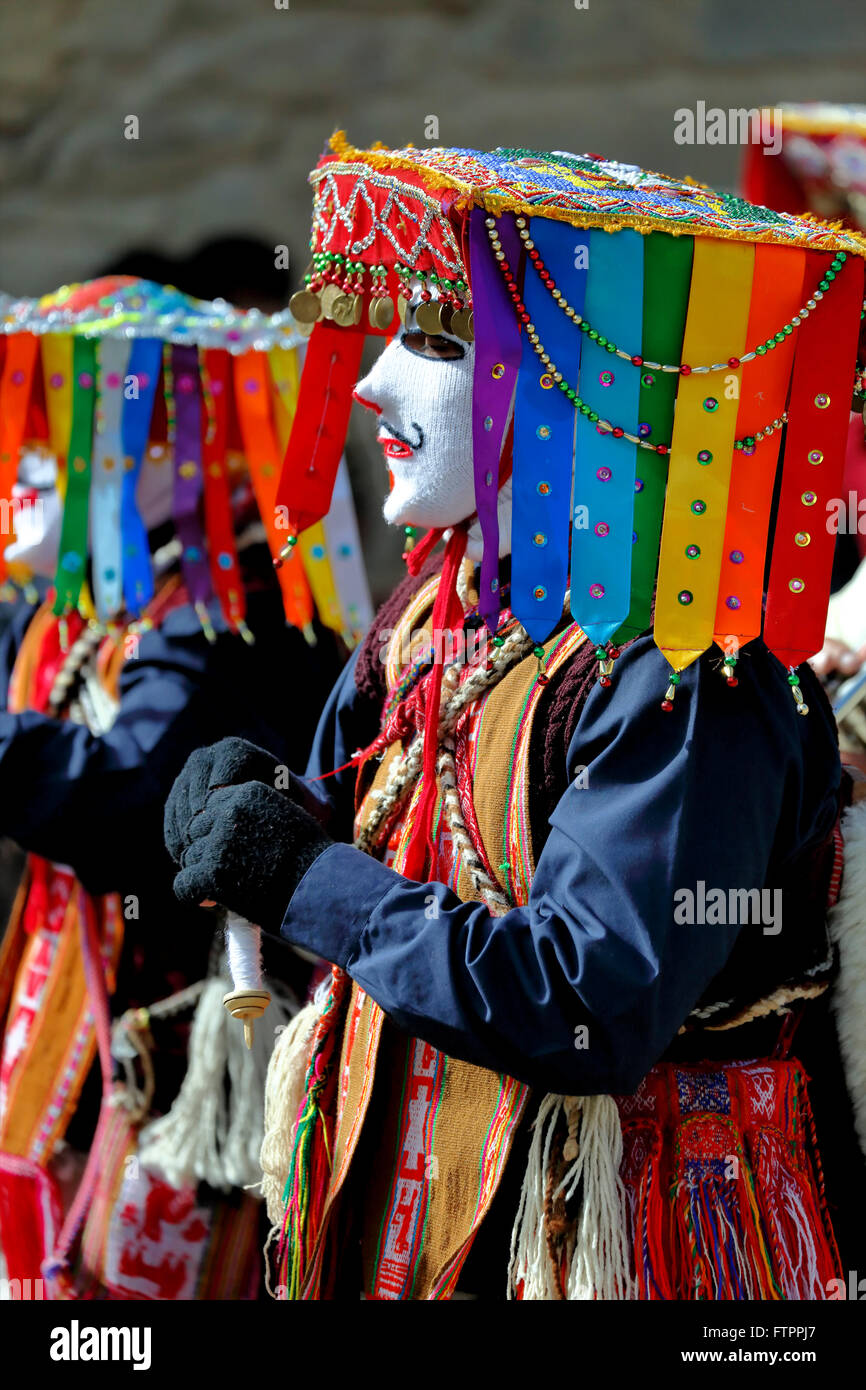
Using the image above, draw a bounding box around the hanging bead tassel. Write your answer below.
[722,653,738,687]
[402,525,418,559]
[660,669,682,712]
[534,643,549,686]
[788,666,809,716]
[595,643,620,688]
[274,531,298,570]
[194,600,218,645]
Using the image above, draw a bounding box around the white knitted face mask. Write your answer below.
[5,447,175,578]
[354,330,478,530]
[5,450,63,578]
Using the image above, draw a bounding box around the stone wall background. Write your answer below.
[1,0,864,597]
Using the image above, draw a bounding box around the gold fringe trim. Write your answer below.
[322,130,866,260]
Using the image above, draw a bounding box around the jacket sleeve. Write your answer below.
[0,598,42,710]
[280,634,841,1094]
[294,644,382,841]
[0,596,339,893]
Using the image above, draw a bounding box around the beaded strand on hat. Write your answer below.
[512,216,851,376]
[485,216,796,455]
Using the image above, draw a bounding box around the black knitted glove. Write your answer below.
[164,736,291,865]
[171,781,332,933]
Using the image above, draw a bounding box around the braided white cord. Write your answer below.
[47,623,105,713]
[354,734,425,855]
[356,618,536,854]
[437,739,510,914]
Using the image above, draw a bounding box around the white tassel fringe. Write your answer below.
[260,995,321,1226]
[508,1093,634,1300]
[828,797,866,1161]
[138,968,297,1193]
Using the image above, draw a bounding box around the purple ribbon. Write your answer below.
[171,345,213,608]
[469,209,523,630]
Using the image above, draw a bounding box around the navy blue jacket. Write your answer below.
[281,633,841,1095]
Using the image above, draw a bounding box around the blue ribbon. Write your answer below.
[512,219,589,642]
[120,339,162,615]
[570,228,644,646]
[91,338,131,621]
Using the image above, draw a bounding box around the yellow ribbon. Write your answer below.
[654,238,755,672]
[41,336,74,498]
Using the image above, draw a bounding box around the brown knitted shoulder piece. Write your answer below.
[526,634,597,846]
[527,625,650,849]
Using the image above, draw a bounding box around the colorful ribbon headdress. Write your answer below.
[743,104,866,234]
[0,275,372,643]
[280,133,866,706]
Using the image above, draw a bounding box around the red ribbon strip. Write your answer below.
[401,525,468,882]
[275,321,365,535]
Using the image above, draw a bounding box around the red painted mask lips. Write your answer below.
[380,436,414,460]
[12,485,41,504]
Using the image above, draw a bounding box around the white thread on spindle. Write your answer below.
[225,911,263,991]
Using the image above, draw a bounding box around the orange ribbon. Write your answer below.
[232,351,313,632]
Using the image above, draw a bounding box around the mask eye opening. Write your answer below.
[400,330,465,362]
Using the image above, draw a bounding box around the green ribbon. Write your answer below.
[613,232,694,644]
[53,338,97,615]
